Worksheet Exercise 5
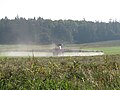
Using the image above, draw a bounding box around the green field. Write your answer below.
[81,40,120,55]
[86,46,120,55]
[0,55,120,90]
[0,40,120,89]
[1,40,120,55]
[65,40,120,55]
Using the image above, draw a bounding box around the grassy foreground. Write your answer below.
[0,55,120,90]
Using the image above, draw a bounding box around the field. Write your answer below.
[0,40,120,89]
[1,40,120,56]
[0,55,120,90]
[66,40,120,55]
[87,46,120,55]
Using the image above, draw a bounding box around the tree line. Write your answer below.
[0,17,120,44]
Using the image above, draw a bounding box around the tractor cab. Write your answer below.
[53,44,64,56]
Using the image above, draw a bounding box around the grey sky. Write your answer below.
[0,0,120,22]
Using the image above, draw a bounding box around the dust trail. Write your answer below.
[1,51,104,57]
[4,52,52,57]
[0,44,104,57]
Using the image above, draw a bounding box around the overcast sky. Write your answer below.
[0,0,120,22]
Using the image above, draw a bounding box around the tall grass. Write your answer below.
[0,55,120,90]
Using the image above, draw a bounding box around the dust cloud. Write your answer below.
[1,51,104,57]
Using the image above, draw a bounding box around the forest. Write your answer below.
[0,17,120,44]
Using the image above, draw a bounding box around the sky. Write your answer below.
[0,0,120,22]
